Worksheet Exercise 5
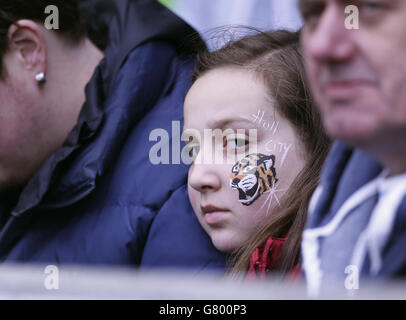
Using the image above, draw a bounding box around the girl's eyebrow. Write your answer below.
[182,118,258,137]
[209,118,257,130]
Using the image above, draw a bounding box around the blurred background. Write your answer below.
[158,0,302,49]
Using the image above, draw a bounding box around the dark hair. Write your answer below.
[193,29,331,276]
[0,0,87,76]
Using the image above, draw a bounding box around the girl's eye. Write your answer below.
[225,137,249,150]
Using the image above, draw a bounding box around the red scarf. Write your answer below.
[246,235,301,281]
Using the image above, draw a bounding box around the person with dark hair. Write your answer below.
[299,0,406,295]
[183,30,330,279]
[0,0,226,270]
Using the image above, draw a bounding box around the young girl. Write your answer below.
[183,30,330,279]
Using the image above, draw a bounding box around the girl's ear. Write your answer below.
[7,19,47,77]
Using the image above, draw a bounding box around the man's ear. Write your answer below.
[7,19,47,76]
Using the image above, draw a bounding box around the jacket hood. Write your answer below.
[78,0,204,95]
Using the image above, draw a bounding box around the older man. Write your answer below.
[299,0,406,294]
[0,0,225,270]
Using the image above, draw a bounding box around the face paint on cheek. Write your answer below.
[229,153,278,206]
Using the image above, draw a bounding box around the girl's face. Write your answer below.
[184,67,306,253]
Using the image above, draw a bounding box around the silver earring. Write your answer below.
[35,72,46,84]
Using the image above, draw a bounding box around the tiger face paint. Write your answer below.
[230,153,278,206]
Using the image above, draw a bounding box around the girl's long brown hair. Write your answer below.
[192,29,331,277]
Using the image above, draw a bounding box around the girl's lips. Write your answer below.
[200,205,229,225]
[204,211,229,225]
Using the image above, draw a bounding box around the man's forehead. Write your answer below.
[298,0,406,19]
